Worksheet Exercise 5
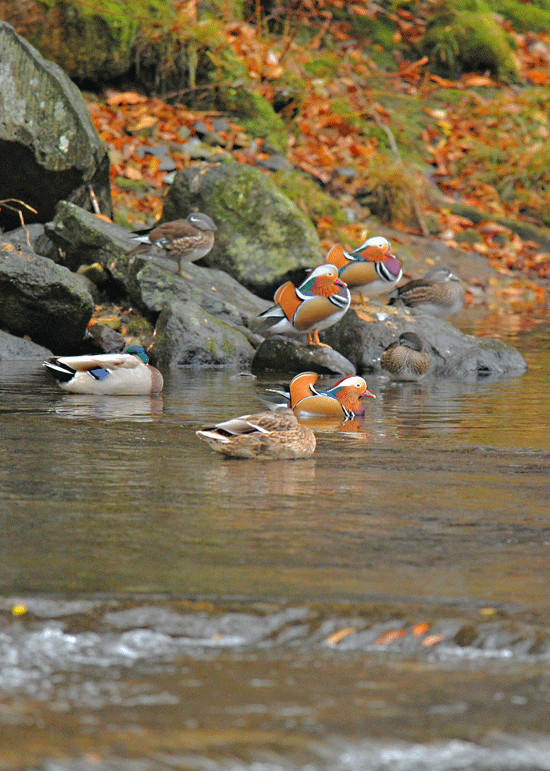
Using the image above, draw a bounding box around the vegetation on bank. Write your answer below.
[3,0,550,284]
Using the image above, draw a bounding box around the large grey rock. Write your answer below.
[151,299,255,370]
[127,259,269,332]
[322,304,527,381]
[161,162,323,296]
[251,337,356,376]
[0,329,51,361]
[44,200,134,277]
[0,235,94,350]
[44,200,270,335]
[0,22,111,231]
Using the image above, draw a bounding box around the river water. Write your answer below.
[1,314,550,770]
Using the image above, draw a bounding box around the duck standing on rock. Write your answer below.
[196,409,316,460]
[388,265,465,318]
[269,371,376,419]
[380,332,430,382]
[127,212,217,275]
[254,263,351,346]
[43,344,164,395]
[326,236,403,302]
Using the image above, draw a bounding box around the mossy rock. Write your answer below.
[161,162,324,296]
[217,86,288,152]
[419,0,519,81]
[0,0,174,82]
[0,0,240,94]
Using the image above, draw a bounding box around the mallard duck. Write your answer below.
[196,409,316,460]
[254,263,350,346]
[326,236,403,300]
[43,344,164,395]
[389,265,464,318]
[269,371,375,418]
[380,332,430,381]
[127,212,216,275]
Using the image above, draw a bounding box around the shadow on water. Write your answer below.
[1,321,550,770]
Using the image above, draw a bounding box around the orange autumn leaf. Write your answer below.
[374,629,406,645]
[106,91,147,106]
[422,634,444,646]
[325,627,357,645]
[411,622,430,636]
[526,70,550,85]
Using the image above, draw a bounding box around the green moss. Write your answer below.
[272,170,348,225]
[303,53,342,79]
[27,0,176,81]
[217,87,288,151]
[420,0,519,81]
[491,0,550,33]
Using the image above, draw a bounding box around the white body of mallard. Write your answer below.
[43,347,163,395]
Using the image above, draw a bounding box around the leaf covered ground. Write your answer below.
[84,0,550,301]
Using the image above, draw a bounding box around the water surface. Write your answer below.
[1,321,549,769]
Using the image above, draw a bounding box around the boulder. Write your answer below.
[151,299,255,369]
[0,22,111,232]
[0,329,51,361]
[322,303,527,381]
[44,201,270,333]
[0,235,94,351]
[160,162,324,296]
[251,337,356,376]
[127,260,269,330]
[44,200,135,279]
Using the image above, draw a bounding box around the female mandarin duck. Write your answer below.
[271,371,376,419]
[128,212,216,275]
[43,344,164,395]
[196,409,316,460]
[326,236,403,301]
[389,265,464,318]
[254,263,350,346]
[380,332,430,382]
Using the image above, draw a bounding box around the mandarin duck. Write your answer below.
[380,332,430,382]
[128,212,216,275]
[389,265,464,318]
[326,236,403,301]
[196,409,316,460]
[43,344,163,395]
[254,263,350,346]
[270,371,376,419]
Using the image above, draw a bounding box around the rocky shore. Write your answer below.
[0,21,531,382]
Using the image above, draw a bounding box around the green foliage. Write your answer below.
[420,0,519,81]
[490,0,550,33]
[217,87,288,151]
[356,156,429,227]
[303,54,341,80]
[272,170,348,225]
[27,0,176,81]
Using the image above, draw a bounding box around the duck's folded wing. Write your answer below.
[59,354,140,371]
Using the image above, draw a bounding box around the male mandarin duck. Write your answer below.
[43,344,164,395]
[254,263,350,346]
[128,212,216,275]
[389,265,465,318]
[380,332,430,382]
[196,409,316,460]
[275,371,376,419]
[326,236,403,301]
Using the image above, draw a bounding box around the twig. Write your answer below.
[0,199,38,250]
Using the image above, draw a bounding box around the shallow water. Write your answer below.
[1,319,550,769]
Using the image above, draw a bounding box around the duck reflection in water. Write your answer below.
[53,394,164,421]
